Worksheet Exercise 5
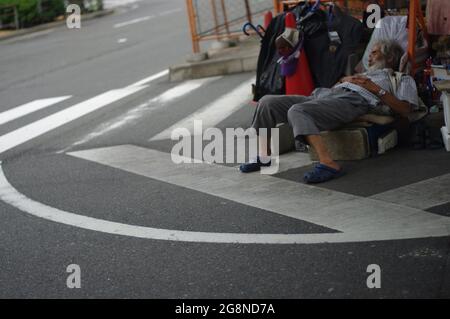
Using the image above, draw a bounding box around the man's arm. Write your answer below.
[347,77,412,115]
[336,74,364,85]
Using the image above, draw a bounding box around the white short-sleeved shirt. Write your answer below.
[335,69,419,111]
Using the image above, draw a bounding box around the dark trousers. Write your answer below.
[251,88,372,142]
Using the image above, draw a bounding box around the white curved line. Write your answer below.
[0,163,449,244]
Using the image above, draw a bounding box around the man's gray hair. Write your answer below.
[376,39,404,71]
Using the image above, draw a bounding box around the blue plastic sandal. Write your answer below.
[303,164,344,184]
[239,157,271,173]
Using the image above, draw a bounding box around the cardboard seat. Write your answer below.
[277,106,428,161]
[277,122,371,160]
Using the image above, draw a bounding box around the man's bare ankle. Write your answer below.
[321,160,340,170]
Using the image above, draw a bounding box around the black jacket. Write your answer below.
[253,13,286,101]
[302,6,363,88]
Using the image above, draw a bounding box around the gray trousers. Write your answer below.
[251,87,371,142]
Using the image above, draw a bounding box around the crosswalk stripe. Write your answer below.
[0,96,72,126]
[60,77,220,152]
[149,77,221,104]
[0,87,145,155]
[370,173,450,210]
[129,69,168,87]
[150,77,255,141]
[0,70,168,155]
[67,145,450,242]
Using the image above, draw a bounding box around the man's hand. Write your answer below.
[344,76,380,94]
[338,75,358,84]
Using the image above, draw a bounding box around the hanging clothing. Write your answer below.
[285,47,315,96]
[253,13,286,101]
[426,0,450,35]
[283,10,315,96]
[301,5,363,88]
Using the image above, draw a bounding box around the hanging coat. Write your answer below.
[253,13,286,101]
[301,6,363,88]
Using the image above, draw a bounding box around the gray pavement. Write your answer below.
[0,0,449,299]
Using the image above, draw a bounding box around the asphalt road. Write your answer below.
[0,0,449,299]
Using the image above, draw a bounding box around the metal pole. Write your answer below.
[210,0,220,40]
[244,0,252,24]
[186,0,200,53]
[220,0,230,36]
[272,0,279,14]
[407,0,417,75]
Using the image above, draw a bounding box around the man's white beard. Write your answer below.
[367,60,387,72]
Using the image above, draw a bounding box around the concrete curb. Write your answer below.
[0,9,115,42]
[169,39,260,82]
[170,53,259,82]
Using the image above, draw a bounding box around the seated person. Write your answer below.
[240,39,419,183]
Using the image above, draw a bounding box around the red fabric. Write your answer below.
[264,11,273,29]
[286,48,315,96]
[285,12,296,29]
[284,13,315,96]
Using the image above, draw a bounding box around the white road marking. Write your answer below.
[0,88,146,155]
[117,38,128,44]
[60,77,220,152]
[230,146,312,174]
[150,77,255,141]
[130,69,168,87]
[157,8,182,17]
[1,156,448,244]
[150,76,221,104]
[112,8,182,28]
[271,151,313,174]
[114,15,154,28]
[370,173,450,210]
[103,0,142,9]
[52,144,450,243]
[0,70,167,155]
[0,96,71,126]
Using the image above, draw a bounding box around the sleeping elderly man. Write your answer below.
[240,39,419,183]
